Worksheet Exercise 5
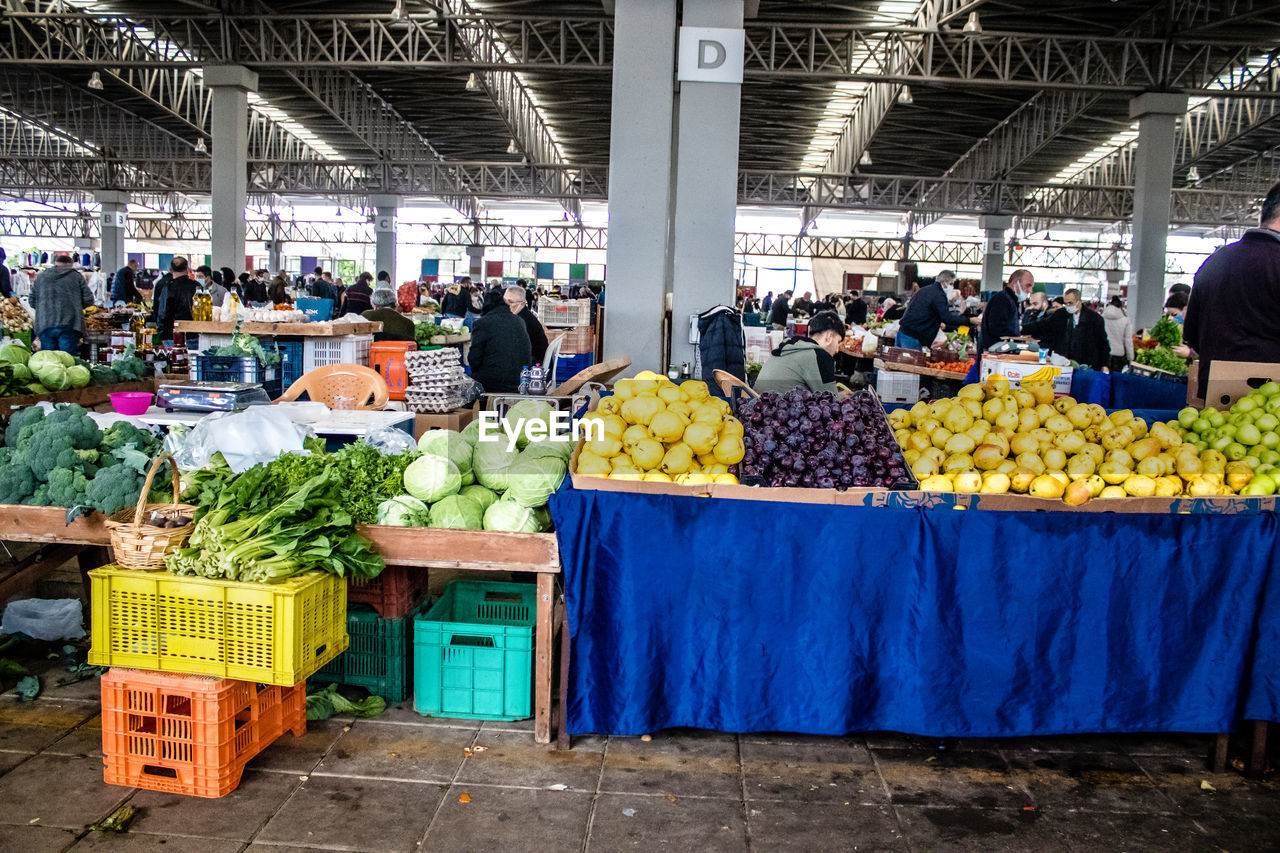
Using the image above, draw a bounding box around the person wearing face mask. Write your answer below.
[753,310,847,394]
[979,269,1035,353]
[896,270,968,350]
[1163,292,1188,324]
[1023,288,1110,371]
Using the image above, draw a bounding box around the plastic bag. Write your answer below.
[171,408,316,473]
[1,598,85,641]
[362,425,418,455]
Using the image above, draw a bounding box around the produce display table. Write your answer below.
[0,379,157,416]
[0,506,111,602]
[134,407,414,438]
[550,483,1280,739]
[872,358,971,382]
[175,321,382,337]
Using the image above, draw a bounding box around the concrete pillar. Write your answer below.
[979,214,1013,293]
[94,189,129,276]
[371,195,400,282]
[1105,269,1125,301]
[1128,92,1189,329]
[267,214,284,273]
[669,0,744,375]
[204,66,258,272]
[603,0,678,373]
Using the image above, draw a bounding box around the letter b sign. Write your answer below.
[678,27,744,84]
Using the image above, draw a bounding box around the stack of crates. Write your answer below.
[310,565,427,704]
[88,566,348,798]
[414,581,536,722]
[303,334,374,373]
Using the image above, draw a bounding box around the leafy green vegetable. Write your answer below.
[427,494,483,529]
[306,683,386,721]
[1148,316,1183,348]
[403,454,461,503]
[375,495,430,526]
[503,453,567,508]
[483,498,542,532]
[257,441,419,524]
[1134,346,1188,375]
[417,429,474,485]
[412,322,451,347]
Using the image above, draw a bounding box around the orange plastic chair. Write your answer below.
[275,364,390,410]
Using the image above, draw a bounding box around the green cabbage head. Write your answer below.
[417,429,474,485]
[376,495,430,527]
[483,498,542,533]
[504,453,568,508]
[459,484,499,512]
[427,494,484,530]
[403,454,462,503]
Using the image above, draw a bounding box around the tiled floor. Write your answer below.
[0,674,1277,852]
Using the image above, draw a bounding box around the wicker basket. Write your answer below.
[105,453,198,570]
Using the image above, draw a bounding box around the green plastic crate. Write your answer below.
[312,605,411,703]
[413,581,535,721]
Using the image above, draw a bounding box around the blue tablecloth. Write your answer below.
[551,484,1280,737]
[1070,369,1189,412]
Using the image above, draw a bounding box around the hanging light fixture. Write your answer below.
[390,0,406,22]
[88,71,104,90]
[194,138,207,154]
[859,151,872,166]
[465,72,480,91]
[897,86,913,105]
[507,138,519,155]
[962,12,982,33]
[1187,166,1201,182]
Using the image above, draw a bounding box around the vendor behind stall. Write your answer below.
[363,287,415,342]
[896,271,968,349]
[752,311,845,394]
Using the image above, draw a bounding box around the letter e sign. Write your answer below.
[677,27,744,84]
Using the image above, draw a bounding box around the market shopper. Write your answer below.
[896,273,967,349]
[507,286,549,365]
[268,274,292,305]
[1164,291,1188,324]
[753,310,846,394]
[761,291,774,313]
[441,281,471,318]
[844,291,868,326]
[340,272,375,316]
[110,258,143,304]
[30,253,94,354]
[1023,288,1110,370]
[154,256,198,342]
[1102,296,1135,373]
[363,287,416,342]
[792,291,814,316]
[0,249,9,299]
[979,269,1035,353]
[768,290,791,329]
[468,286,532,393]
[244,272,269,304]
[1183,183,1280,398]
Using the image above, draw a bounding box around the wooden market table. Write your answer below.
[872,358,973,382]
[0,505,564,744]
[176,320,382,337]
[0,379,158,417]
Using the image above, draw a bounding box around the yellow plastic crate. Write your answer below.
[88,566,348,686]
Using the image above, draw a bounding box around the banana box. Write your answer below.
[980,355,1073,397]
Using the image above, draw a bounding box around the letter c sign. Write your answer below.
[678,27,744,84]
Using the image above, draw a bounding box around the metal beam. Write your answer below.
[440,0,582,223]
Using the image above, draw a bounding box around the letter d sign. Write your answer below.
[678,27,744,84]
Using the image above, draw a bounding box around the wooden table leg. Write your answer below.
[1210,733,1229,774]
[78,546,112,604]
[557,595,571,751]
[534,572,553,745]
[1247,720,1268,779]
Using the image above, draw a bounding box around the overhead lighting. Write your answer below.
[507,138,519,155]
[87,71,104,90]
[194,138,207,154]
[465,72,480,91]
[897,86,913,105]
[962,12,982,33]
[390,0,406,22]
[1187,166,1201,182]
[859,151,872,166]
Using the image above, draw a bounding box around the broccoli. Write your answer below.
[100,421,156,454]
[43,405,100,449]
[84,464,144,515]
[5,405,44,447]
[0,464,35,504]
[46,468,90,507]
[22,433,75,482]
[89,365,117,386]
[0,448,12,467]
[55,447,99,474]
[23,485,49,506]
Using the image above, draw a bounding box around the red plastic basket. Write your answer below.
[348,564,427,619]
[101,668,306,798]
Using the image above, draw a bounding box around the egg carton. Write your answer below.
[408,368,466,384]
[405,350,460,368]
[405,382,469,400]
[406,397,468,414]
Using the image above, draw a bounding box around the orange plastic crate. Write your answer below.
[101,668,306,798]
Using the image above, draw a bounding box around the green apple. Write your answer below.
[1238,423,1262,446]
[1194,440,1210,452]
[1220,424,1238,440]
[1257,464,1276,476]
[1257,413,1279,432]
[1237,396,1260,414]
[1267,397,1280,415]
[1264,432,1280,450]
[1178,407,1199,429]
[1245,455,1261,469]
[1211,435,1233,452]
[1193,417,1212,434]
[1242,475,1276,496]
[1208,410,1227,428]
[1226,442,1248,461]
[1260,381,1280,398]
[1261,449,1280,465]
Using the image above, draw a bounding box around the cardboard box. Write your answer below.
[1198,361,1280,411]
[1186,360,1203,408]
[413,403,480,438]
[981,355,1073,397]
[884,490,1277,515]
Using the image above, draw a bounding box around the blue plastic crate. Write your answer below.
[555,352,594,382]
[274,339,304,391]
[193,355,283,399]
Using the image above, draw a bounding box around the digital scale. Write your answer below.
[156,381,272,413]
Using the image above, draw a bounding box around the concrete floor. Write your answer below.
[0,672,1276,852]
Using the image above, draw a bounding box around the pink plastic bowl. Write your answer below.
[109,392,154,416]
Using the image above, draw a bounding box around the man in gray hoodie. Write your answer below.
[31,253,94,354]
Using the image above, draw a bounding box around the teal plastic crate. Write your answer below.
[413,581,535,721]
[312,605,411,703]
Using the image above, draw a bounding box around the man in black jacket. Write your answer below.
[768,290,791,329]
[111,259,143,304]
[844,292,868,326]
[155,256,198,341]
[469,286,532,393]
[1023,288,1110,371]
[897,275,967,349]
[0,248,11,298]
[979,269,1035,353]
[1184,182,1280,399]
